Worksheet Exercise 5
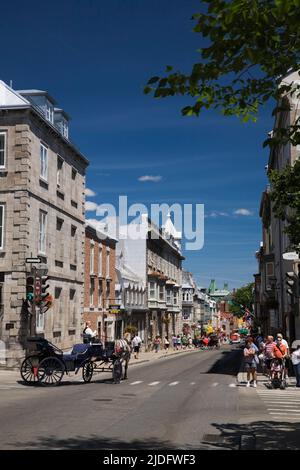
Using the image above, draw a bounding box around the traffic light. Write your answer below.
[39,276,52,313]
[40,276,50,302]
[26,275,34,301]
[25,274,35,315]
[286,271,298,297]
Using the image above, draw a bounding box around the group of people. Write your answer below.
[243,332,300,388]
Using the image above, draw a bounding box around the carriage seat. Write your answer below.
[63,343,91,362]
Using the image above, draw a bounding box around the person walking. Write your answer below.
[153,335,161,353]
[132,333,142,359]
[176,335,182,350]
[164,336,170,353]
[291,344,300,388]
[244,338,259,387]
[172,334,177,350]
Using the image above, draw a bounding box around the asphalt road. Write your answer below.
[0,346,245,450]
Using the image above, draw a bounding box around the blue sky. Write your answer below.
[1,0,273,288]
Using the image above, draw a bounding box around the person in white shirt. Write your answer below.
[132,334,142,359]
[291,344,300,388]
[83,321,97,343]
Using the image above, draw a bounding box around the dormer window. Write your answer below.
[62,118,68,139]
[46,101,53,123]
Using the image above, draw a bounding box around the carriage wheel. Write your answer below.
[37,357,64,386]
[112,360,122,384]
[82,361,94,383]
[20,356,40,384]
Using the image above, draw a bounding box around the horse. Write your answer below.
[114,338,131,382]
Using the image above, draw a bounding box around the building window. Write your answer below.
[0,205,4,249]
[266,262,275,289]
[57,156,63,187]
[173,291,178,305]
[99,244,102,276]
[46,102,53,123]
[149,281,156,299]
[90,278,95,306]
[166,289,171,304]
[38,210,47,254]
[159,285,165,301]
[90,243,94,274]
[106,281,110,308]
[126,290,130,305]
[72,168,77,180]
[56,217,63,231]
[98,281,103,308]
[36,307,45,331]
[40,144,48,181]
[106,249,110,278]
[62,119,68,139]
[0,132,6,168]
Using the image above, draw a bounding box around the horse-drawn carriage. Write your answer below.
[20,337,130,386]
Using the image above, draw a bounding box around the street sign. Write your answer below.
[283,252,299,261]
[26,257,41,263]
[109,305,121,314]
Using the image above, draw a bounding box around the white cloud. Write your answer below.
[208,211,229,218]
[138,175,162,182]
[85,201,98,212]
[234,208,253,216]
[85,188,96,197]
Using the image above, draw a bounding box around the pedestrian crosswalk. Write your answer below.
[256,388,300,421]
[128,380,237,388]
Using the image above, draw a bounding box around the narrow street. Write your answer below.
[0,346,242,450]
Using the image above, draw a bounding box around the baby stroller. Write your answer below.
[269,358,287,389]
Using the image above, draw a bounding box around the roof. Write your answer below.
[54,107,71,121]
[182,270,196,289]
[85,220,118,242]
[17,89,57,105]
[0,80,88,166]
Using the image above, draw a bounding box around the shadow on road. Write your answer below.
[14,435,179,450]
[204,347,243,376]
[202,420,300,450]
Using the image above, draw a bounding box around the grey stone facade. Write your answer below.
[0,83,88,366]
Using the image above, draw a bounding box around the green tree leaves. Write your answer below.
[145,0,300,246]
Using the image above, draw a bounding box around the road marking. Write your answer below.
[211,382,219,387]
[169,381,179,386]
[190,382,196,385]
[130,381,143,385]
[148,381,160,386]
[229,383,236,387]
[268,409,300,412]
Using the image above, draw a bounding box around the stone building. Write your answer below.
[255,70,300,342]
[114,214,184,347]
[83,222,118,341]
[0,80,88,366]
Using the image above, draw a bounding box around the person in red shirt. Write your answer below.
[272,337,288,360]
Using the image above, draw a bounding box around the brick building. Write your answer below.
[83,222,119,341]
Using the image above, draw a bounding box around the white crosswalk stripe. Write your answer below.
[148,381,160,386]
[130,381,143,385]
[168,381,179,386]
[257,388,300,420]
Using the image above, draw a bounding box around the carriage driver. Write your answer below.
[83,321,97,343]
